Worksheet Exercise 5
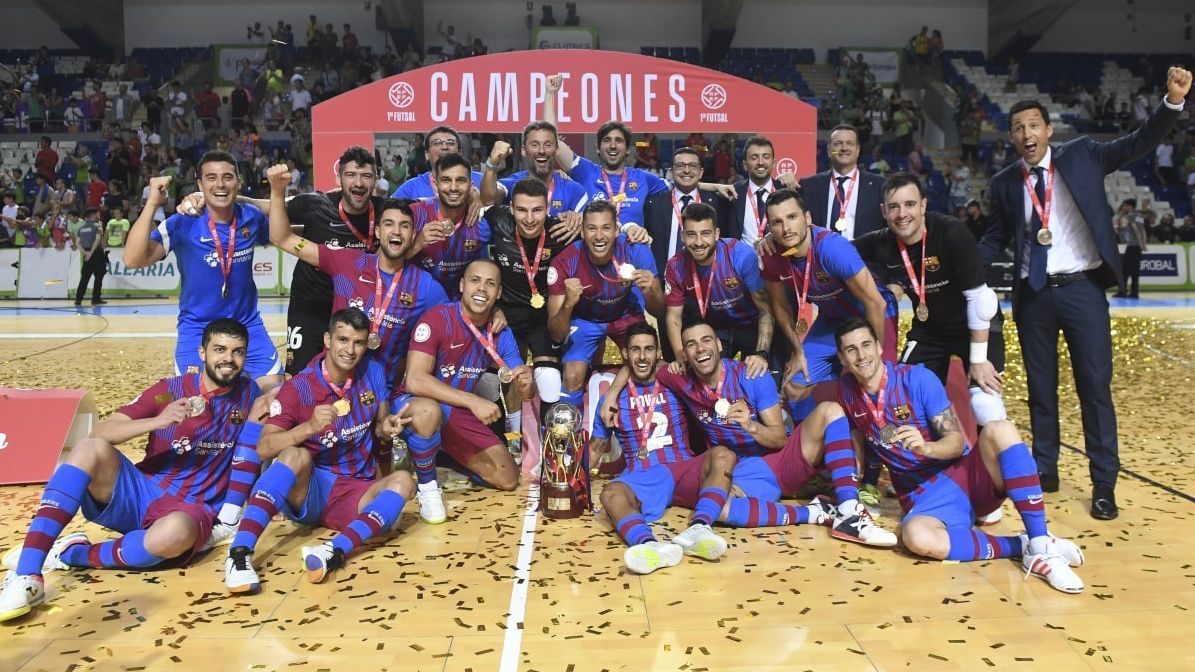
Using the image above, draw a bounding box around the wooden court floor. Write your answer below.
[1,299,1193,671]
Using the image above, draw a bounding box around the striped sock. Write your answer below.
[218,422,263,524]
[231,462,296,552]
[997,443,1048,540]
[946,527,1022,561]
[560,388,583,408]
[407,431,441,485]
[61,529,164,569]
[331,490,405,556]
[786,397,816,424]
[16,464,90,576]
[690,487,728,527]
[822,416,860,506]
[613,513,654,547]
[723,498,810,527]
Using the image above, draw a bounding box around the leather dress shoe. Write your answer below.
[1091,486,1118,520]
[1038,472,1060,493]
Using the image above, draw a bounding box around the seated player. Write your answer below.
[1,319,265,621]
[834,318,1086,593]
[604,321,895,546]
[759,189,896,424]
[547,200,663,411]
[396,258,535,515]
[663,202,773,371]
[123,151,283,391]
[408,152,491,300]
[223,308,417,592]
[265,165,448,384]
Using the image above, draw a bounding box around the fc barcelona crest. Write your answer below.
[464,239,479,251]
[814,269,830,283]
[893,404,911,422]
[627,181,639,192]
[359,390,376,406]
[541,249,552,261]
[925,256,941,272]
[230,409,246,425]
[723,276,740,289]
[399,291,415,306]
[241,226,251,239]
[551,200,563,211]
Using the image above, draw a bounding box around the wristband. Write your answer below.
[969,341,988,364]
[754,350,769,360]
[483,159,500,171]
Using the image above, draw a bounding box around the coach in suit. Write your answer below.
[798,125,887,240]
[643,145,730,275]
[979,66,1191,521]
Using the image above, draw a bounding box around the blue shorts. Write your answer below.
[902,476,975,530]
[613,458,702,522]
[290,467,373,532]
[731,456,781,503]
[175,316,281,380]
[562,315,644,365]
[787,319,840,386]
[80,452,216,560]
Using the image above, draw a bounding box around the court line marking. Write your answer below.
[500,483,541,672]
[0,332,285,339]
[1061,442,1195,504]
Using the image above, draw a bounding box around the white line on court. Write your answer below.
[0,332,285,339]
[500,483,541,672]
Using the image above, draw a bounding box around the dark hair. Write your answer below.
[329,307,370,334]
[197,150,240,178]
[338,146,376,171]
[377,197,414,221]
[681,202,718,228]
[424,125,461,151]
[833,316,878,350]
[511,176,548,201]
[624,321,659,346]
[881,171,926,200]
[463,256,502,278]
[764,188,807,215]
[672,145,702,163]
[743,135,774,155]
[522,120,558,141]
[680,319,717,340]
[1122,198,1138,208]
[202,318,249,347]
[1007,100,1051,128]
[434,151,471,175]
[829,124,859,142]
[582,199,618,223]
[82,207,100,218]
[596,120,631,145]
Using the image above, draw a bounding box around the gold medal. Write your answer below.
[332,398,351,416]
[366,332,381,350]
[497,366,514,384]
[915,303,929,322]
[713,398,731,418]
[1036,228,1053,246]
[835,217,847,232]
[441,220,455,236]
[794,318,809,337]
[186,395,206,417]
[530,293,545,309]
[878,424,898,444]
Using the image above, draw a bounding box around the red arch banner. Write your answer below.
[311,50,818,192]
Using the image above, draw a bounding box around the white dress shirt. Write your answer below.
[824,167,860,239]
[741,178,774,246]
[1020,148,1100,277]
[669,186,700,260]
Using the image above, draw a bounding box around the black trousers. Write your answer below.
[1119,245,1141,297]
[76,251,107,303]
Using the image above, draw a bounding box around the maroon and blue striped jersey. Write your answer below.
[760,226,875,323]
[664,238,762,328]
[591,378,696,472]
[546,236,656,323]
[410,200,491,300]
[405,303,525,396]
[656,359,781,457]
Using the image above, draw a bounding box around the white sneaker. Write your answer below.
[224,547,260,594]
[417,481,447,525]
[1023,534,1085,567]
[976,508,1004,526]
[198,522,238,553]
[623,541,683,575]
[806,496,836,527]
[0,573,45,622]
[1023,550,1085,594]
[671,523,727,560]
[2,532,89,573]
[301,542,346,584]
[831,506,898,547]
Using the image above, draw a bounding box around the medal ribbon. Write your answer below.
[747,182,772,237]
[1021,162,1054,236]
[207,211,237,294]
[702,366,726,405]
[339,198,376,248]
[629,380,660,451]
[601,169,629,221]
[788,238,814,330]
[897,226,927,312]
[671,189,701,232]
[457,303,509,370]
[686,244,718,318]
[320,358,354,401]
[371,256,404,340]
[832,169,858,226]
[517,228,547,302]
[195,373,230,400]
[857,365,890,433]
[588,251,633,291]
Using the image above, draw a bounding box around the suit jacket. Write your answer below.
[979,101,1182,317]
[643,187,731,274]
[797,169,887,239]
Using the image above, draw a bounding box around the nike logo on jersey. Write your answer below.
[450,343,464,350]
[852,411,867,418]
[780,274,792,280]
[200,236,214,242]
[358,275,371,283]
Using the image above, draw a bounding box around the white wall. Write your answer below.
[1034,4,1194,54]
[735,0,989,58]
[0,1,77,50]
[124,0,386,52]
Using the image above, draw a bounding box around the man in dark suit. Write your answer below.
[979,66,1191,521]
[726,135,797,245]
[643,146,731,276]
[798,125,887,240]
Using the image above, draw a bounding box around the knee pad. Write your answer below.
[969,387,1007,426]
[533,364,562,403]
[476,372,501,402]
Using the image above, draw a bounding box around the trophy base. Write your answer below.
[541,481,584,519]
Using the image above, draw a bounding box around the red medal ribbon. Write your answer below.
[629,380,660,450]
[788,238,815,334]
[857,365,890,433]
[517,228,547,302]
[746,182,773,237]
[545,173,556,210]
[371,256,404,341]
[207,211,237,295]
[195,373,230,400]
[320,358,354,400]
[832,168,858,226]
[338,198,376,249]
[457,303,508,370]
[671,189,702,233]
[601,169,629,220]
[1021,162,1054,234]
[702,365,726,405]
[897,224,927,311]
[686,244,718,318]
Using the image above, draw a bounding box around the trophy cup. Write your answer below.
[539,402,588,519]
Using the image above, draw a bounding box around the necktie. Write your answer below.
[680,194,692,210]
[1027,166,1048,292]
[829,175,849,227]
[756,188,767,224]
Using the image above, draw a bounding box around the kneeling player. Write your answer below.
[224,308,417,592]
[1,319,265,621]
[835,318,1085,593]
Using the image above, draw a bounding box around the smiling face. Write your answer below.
[742,142,774,184]
[767,197,811,252]
[598,130,628,171]
[828,128,860,173]
[681,323,723,379]
[338,160,377,213]
[512,192,548,239]
[458,260,502,318]
[323,322,368,375]
[197,160,240,211]
[623,333,660,384]
[435,164,471,210]
[682,216,719,265]
[581,209,619,264]
[376,207,413,261]
[837,326,884,385]
[671,150,703,191]
[1009,107,1053,166]
[426,131,460,164]
[199,333,247,387]
[882,183,927,243]
[523,128,558,179]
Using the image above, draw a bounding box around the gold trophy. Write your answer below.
[539,402,587,519]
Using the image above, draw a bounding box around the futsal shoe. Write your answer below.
[806,496,836,527]
[976,507,1004,526]
[0,573,45,622]
[417,481,448,525]
[199,521,238,552]
[623,541,683,575]
[1022,548,1085,594]
[1022,534,1085,567]
[671,523,727,560]
[224,546,260,594]
[302,542,347,584]
[831,506,898,547]
[2,532,88,573]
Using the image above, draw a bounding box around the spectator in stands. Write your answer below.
[1157,213,1178,243]
[1114,199,1147,299]
[988,141,1010,175]
[1138,198,1159,236]
[1116,101,1133,132]
[1155,135,1177,186]
[319,60,340,94]
[909,26,929,65]
[143,88,164,131]
[565,2,581,25]
[31,213,51,248]
[107,138,134,188]
[35,137,58,183]
[1,192,17,225]
[101,179,128,219]
[306,14,323,47]
[1177,215,1195,242]
[928,29,944,70]
[343,23,359,57]
[541,4,558,26]
[1187,167,1195,213]
[85,169,106,211]
[962,198,988,241]
[712,139,732,184]
[635,133,659,170]
[195,81,221,130]
[230,82,252,130]
[217,96,232,132]
[51,178,76,211]
[907,140,924,181]
[166,81,187,119]
[402,43,421,71]
[63,97,84,132]
[290,76,313,113]
[685,131,710,162]
[139,123,161,162]
[48,204,68,249]
[246,21,265,42]
[1133,87,1150,127]
[261,94,283,130]
[30,175,52,217]
[106,206,131,247]
[111,83,137,128]
[385,153,407,186]
[46,86,64,131]
[891,100,915,156]
[867,146,890,176]
[958,110,982,169]
[437,21,460,61]
[470,37,489,57]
